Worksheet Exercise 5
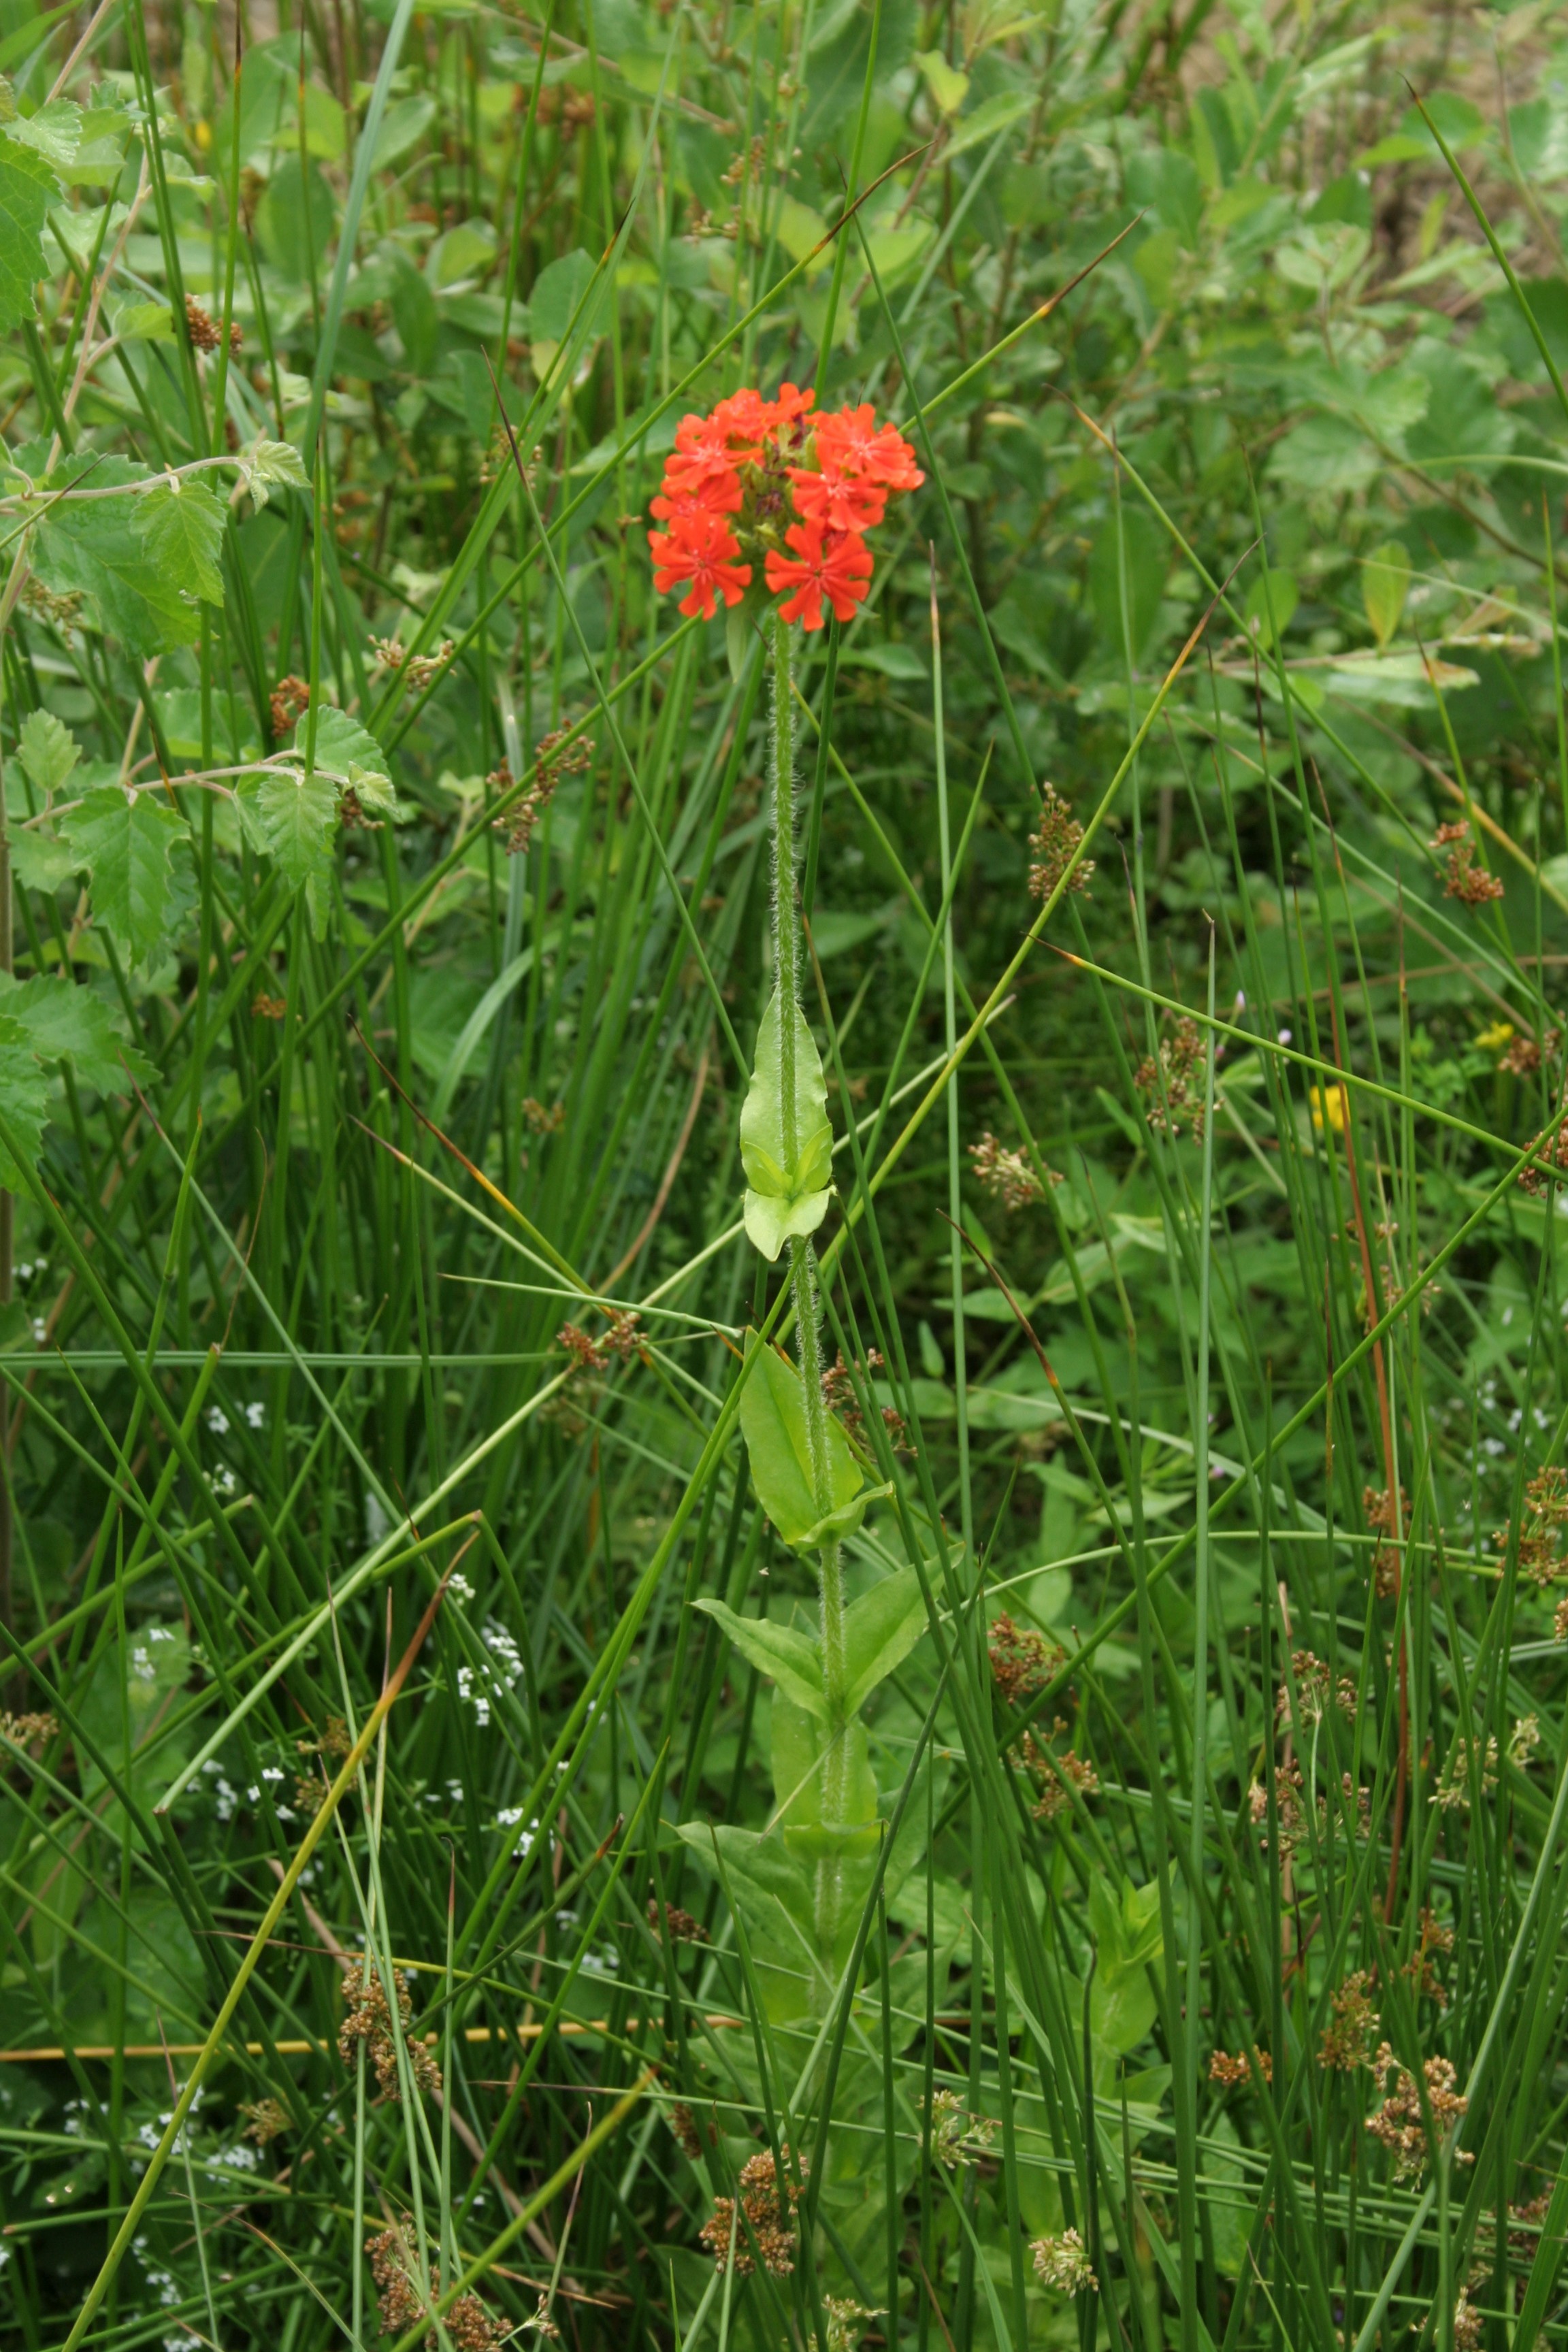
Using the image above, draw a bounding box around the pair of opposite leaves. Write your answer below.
[738,987,833,1262]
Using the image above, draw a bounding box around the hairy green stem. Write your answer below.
[770,612,850,1944]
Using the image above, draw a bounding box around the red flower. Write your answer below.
[788,466,887,536]
[649,508,753,618]
[766,381,816,430]
[764,523,873,630]
[814,404,924,491]
[650,464,742,522]
[710,388,772,456]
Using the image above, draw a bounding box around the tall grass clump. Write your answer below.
[6,0,1568,2347]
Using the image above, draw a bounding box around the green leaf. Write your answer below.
[7,99,80,169]
[675,1822,822,2020]
[33,456,201,653]
[770,1690,879,1857]
[61,785,190,968]
[299,704,391,787]
[17,708,78,800]
[1088,505,1169,667]
[740,986,834,1262]
[0,1014,51,1189]
[0,975,153,1090]
[736,1331,875,1551]
[1362,539,1411,647]
[693,1598,826,1716]
[1244,566,1297,650]
[529,245,601,344]
[245,436,310,507]
[10,832,75,892]
[114,299,173,341]
[237,762,339,896]
[913,48,969,112]
[841,1567,930,1714]
[0,135,59,331]
[1204,2111,1252,2276]
[133,479,227,606]
[77,1619,195,1813]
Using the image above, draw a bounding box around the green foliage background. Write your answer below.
[2,0,1568,2346]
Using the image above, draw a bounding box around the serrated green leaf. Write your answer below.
[736,1330,872,1552]
[0,975,153,1090]
[10,832,76,892]
[7,99,80,169]
[17,708,77,800]
[133,480,227,606]
[740,987,833,1262]
[841,1567,930,1714]
[692,1597,826,1718]
[246,436,310,507]
[0,1014,51,1190]
[296,703,391,786]
[60,785,190,968]
[0,137,59,332]
[237,764,339,904]
[33,456,200,653]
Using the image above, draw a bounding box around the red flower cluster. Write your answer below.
[647,385,921,630]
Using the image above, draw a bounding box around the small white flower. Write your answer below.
[261,1766,285,1782]
[245,1401,265,1427]
[206,1406,230,1435]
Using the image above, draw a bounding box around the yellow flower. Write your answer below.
[1475,1020,1515,1051]
[1309,1083,1350,1134]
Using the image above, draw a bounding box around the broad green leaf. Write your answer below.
[914,50,969,112]
[237,762,338,896]
[943,88,1033,161]
[61,786,190,968]
[1244,565,1297,649]
[1362,538,1410,647]
[245,436,310,507]
[33,456,201,653]
[114,299,173,341]
[740,987,833,1262]
[692,1597,826,1718]
[0,1015,51,1189]
[7,99,80,169]
[770,1690,879,1857]
[675,1822,822,2021]
[0,136,59,331]
[133,479,227,606]
[59,107,129,186]
[370,92,436,172]
[736,1331,874,1551]
[299,704,391,787]
[1204,2112,1252,2276]
[1088,505,1169,667]
[841,1567,930,1715]
[0,975,153,1090]
[17,708,77,800]
[10,832,75,892]
[529,246,600,344]
[77,1619,195,1814]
